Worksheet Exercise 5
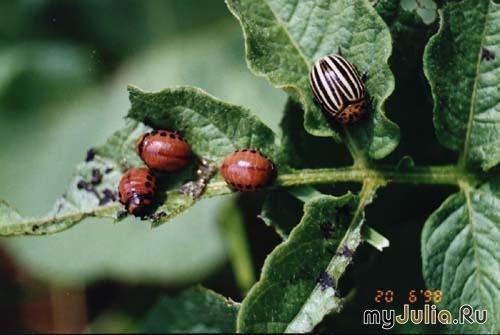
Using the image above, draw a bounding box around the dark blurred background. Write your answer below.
[0,0,452,333]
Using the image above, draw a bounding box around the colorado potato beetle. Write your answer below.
[118,167,157,216]
[136,130,191,171]
[309,55,367,124]
[220,149,276,192]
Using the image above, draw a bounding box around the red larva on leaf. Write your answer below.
[136,130,191,171]
[220,149,276,192]
[118,167,157,216]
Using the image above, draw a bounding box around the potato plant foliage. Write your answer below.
[0,0,499,333]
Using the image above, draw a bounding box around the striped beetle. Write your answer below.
[309,55,367,124]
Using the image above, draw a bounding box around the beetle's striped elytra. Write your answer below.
[309,55,367,124]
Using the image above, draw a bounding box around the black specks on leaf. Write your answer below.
[337,245,355,258]
[99,189,117,205]
[91,168,103,185]
[32,224,39,232]
[317,271,336,291]
[335,205,352,226]
[85,149,95,162]
[481,47,495,61]
[151,211,167,224]
[116,210,128,220]
[77,180,87,189]
[104,167,113,174]
[319,221,335,238]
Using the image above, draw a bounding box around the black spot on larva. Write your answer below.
[151,130,158,135]
[242,149,248,152]
[146,175,153,181]
[482,47,495,61]
[85,149,95,162]
[250,149,257,153]
[237,184,243,189]
[169,133,176,139]
[145,181,152,188]
[317,271,336,291]
[160,132,167,136]
[245,184,253,189]
[105,167,113,174]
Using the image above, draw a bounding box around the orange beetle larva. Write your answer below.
[220,149,276,192]
[118,167,157,216]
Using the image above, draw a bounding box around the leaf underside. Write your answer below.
[421,180,500,334]
[226,0,400,160]
[424,0,500,170]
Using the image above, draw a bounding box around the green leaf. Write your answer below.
[280,99,350,168]
[0,22,281,284]
[127,86,282,165]
[0,125,128,236]
[0,121,219,235]
[401,0,438,25]
[0,83,283,235]
[140,286,239,333]
[424,0,500,170]
[226,0,400,160]
[421,180,500,334]
[237,182,378,333]
[259,189,304,239]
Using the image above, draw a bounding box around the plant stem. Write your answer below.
[275,165,471,187]
[0,164,476,236]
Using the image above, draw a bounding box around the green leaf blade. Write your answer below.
[127,86,281,165]
[140,286,239,333]
[421,181,500,334]
[0,85,281,235]
[226,0,400,160]
[238,194,354,333]
[237,182,378,333]
[424,0,500,170]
